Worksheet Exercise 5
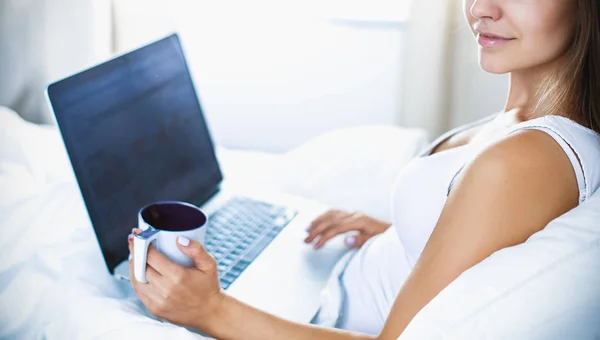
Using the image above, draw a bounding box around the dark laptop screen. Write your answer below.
[48,34,223,273]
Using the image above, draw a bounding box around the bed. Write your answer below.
[3,106,600,339]
[0,107,428,339]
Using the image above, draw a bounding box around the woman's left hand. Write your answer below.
[128,230,224,329]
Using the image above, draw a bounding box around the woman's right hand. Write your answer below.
[305,210,391,249]
[128,230,225,330]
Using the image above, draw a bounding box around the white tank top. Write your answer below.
[336,114,600,335]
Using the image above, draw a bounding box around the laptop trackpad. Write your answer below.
[224,213,350,324]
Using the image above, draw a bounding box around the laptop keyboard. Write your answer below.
[205,197,298,290]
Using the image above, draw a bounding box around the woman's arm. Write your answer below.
[129,129,578,340]
[205,294,373,340]
[128,236,375,340]
[378,130,579,337]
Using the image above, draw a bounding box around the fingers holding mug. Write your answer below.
[130,201,208,283]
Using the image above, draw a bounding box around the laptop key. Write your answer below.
[208,197,297,289]
[241,235,277,263]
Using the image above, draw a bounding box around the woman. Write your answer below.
[127,0,600,338]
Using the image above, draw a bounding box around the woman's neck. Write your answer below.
[504,59,562,121]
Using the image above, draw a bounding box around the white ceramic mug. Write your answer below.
[133,201,208,283]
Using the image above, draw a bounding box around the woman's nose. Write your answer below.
[470,0,501,21]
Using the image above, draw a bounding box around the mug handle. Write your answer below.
[134,227,161,283]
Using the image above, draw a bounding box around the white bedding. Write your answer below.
[0,107,427,339]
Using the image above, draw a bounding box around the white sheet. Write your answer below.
[0,107,427,339]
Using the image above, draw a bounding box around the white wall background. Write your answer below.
[448,4,508,128]
[0,0,49,123]
[112,0,411,152]
[0,0,111,124]
[399,0,507,140]
[0,0,509,153]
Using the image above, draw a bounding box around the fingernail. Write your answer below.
[128,253,132,261]
[131,228,136,234]
[178,236,190,246]
[345,236,355,247]
[128,234,133,242]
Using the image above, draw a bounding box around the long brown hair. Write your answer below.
[539,0,600,134]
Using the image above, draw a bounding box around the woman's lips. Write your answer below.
[477,33,515,47]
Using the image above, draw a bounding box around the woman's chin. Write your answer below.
[479,57,512,75]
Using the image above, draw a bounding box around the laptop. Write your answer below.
[46,33,348,324]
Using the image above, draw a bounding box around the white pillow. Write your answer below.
[400,192,600,340]
[272,125,428,221]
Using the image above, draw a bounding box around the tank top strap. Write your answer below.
[505,115,600,204]
[447,115,600,204]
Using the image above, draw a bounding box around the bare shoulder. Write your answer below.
[452,128,579,224]
[470,128,577,181]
